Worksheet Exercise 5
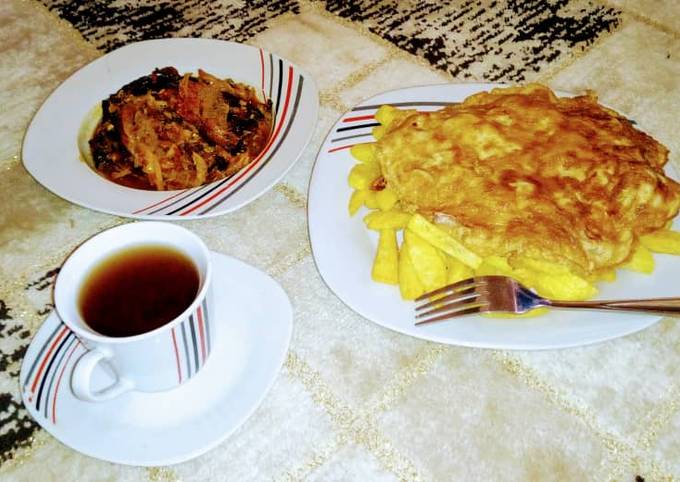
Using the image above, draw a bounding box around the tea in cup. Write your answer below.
[54,222,214,402]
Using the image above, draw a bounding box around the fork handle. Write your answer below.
[547,298,680,317]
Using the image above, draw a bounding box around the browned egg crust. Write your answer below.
[376,84,680,275]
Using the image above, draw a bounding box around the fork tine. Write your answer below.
[416,296,482,319]
[415,286,478,312]
[414,277,479,302]
[415,306,484,325]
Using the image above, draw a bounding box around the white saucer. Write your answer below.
[20,252,292,466]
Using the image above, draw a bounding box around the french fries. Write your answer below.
[372,125,386,140]
[348,189,369,216]
[640,229,680,255]
[398,244,424,300]
[506,255,598,300]
[375,188,399,211]
[507,256,570,275]
[407,214,481,269]
[364,210,412,230]
[375,105,399,127]
[588,269,617,283]
[525,271,598,300]
[622,244,654,274]
[444,254,473,284]
[350,143,377,163]
[403,230,447,292]
[475,255,515,278]
[372,229,399,285]
[363,191,380,209]
[348,163,381,190]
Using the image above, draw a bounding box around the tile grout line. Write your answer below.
[249,9,301,41]
[492,351,676,480]
[318,53,397,104]
[635,382,680,452]
[274,182,307,210]
[146,467,179,482]
[266,244,312,279]
[319,91,350,114]
[596,0,680,40]
[23,0,103,56]
[282,350,427,482]
[297,0,455,81]
[366,342,446,415]
[276,436,345,482]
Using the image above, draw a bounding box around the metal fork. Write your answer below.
[415,275,680,325]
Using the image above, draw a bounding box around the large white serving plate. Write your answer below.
[23,38,318,219]
[308,83,679,350]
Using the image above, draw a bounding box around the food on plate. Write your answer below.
[372,229,399,285]
[348,84,680,302]
[87,67,272,190]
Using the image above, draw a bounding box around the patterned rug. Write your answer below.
[41,0,620,81]
[3,0,624,469]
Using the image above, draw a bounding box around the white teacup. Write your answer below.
[54,222,214,402]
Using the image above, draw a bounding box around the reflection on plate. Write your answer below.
[20,252,292,466]
[308,83,680,350]
[22,38,318,219]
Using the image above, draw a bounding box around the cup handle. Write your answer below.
[71,348,134,402]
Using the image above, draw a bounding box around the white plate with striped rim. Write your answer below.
[308,83,680,350]
[20,252,292,466]
[22,38,318,219]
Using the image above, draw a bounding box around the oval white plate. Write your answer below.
[308,83,680,350]
[22,38,318,219]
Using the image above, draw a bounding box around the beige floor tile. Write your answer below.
[1,372,336,482]
[377,348,611,481]
[651,407,680,476]
[0,173,306,284]
[548,19,680,169]
[511,318,680,440]
[182,188,307,274]
[250,10,389,93]
[278,256,425,408]
[308,444,399,482]
[337,57,452,108]
[0,0,99,162]
[281,105,343,196]
[0,160,116,281]
[171,372,336,482]
[606,0,680,34]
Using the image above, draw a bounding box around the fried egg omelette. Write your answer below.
[375,84,680,276]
